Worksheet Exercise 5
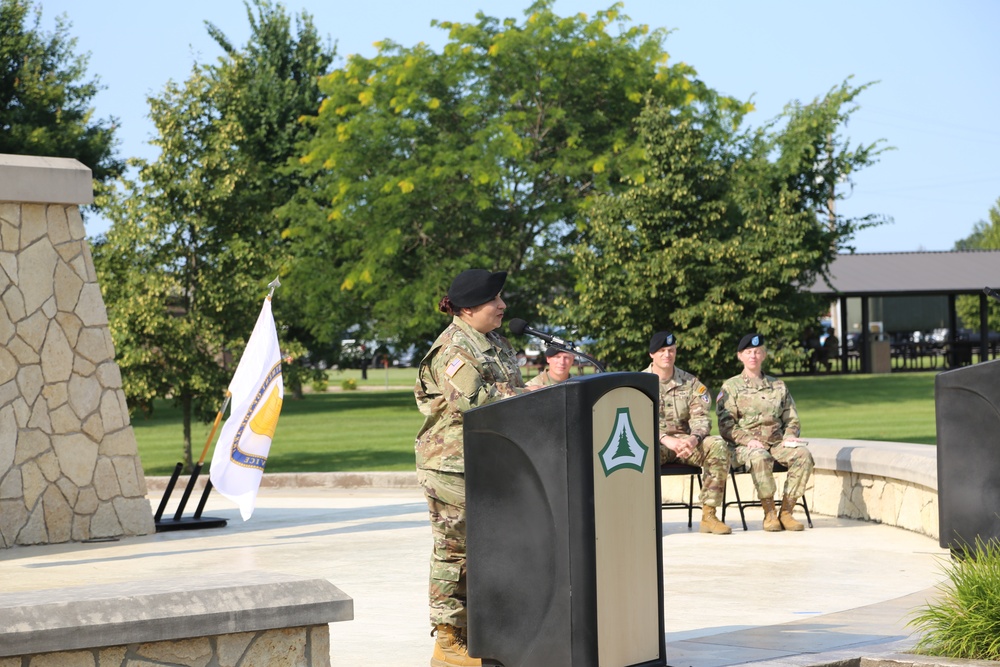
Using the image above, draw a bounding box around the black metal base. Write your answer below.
[155,516,228,532]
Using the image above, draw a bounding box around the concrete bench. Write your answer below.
[0,570,353,666]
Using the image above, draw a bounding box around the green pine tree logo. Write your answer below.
[613,431,632,459]
[598,408,649,476]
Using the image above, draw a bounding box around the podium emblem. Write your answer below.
[598,407,649,476]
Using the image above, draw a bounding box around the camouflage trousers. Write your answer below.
[661,435,730,508]
[730,443,814,499]
[416,467,468,629]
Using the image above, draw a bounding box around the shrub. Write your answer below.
[341,378,358,391]
[310,376,329,394]
[908,537,1000,660]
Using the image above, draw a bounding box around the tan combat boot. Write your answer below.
[431,624,482,667]
[700,506,732,534]
[779,495,805,531]
[761,497,783,532]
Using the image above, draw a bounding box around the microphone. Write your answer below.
[508,318,576,350]
[508,318,607,373]
[985,287,1000,303]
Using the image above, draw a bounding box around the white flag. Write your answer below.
[210,297,284,520]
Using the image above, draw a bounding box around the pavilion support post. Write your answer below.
[839,295,850,372]
[979,292,990,363]
[861,296,871,373]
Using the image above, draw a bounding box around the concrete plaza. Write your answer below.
[0,480,956,666]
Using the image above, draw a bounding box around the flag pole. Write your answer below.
[267,276,281,300]
[197,392,232,465]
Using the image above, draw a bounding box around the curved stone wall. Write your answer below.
[661,438,940,539]
[0,154,154,547]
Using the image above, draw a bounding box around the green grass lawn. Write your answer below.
[782,371,937,445]
[132,369,940,475]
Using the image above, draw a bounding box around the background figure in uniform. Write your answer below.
[821,326,840,372]
[414,268,529,667]
[645,330,732,535]
[525,346,575,388]
[716,333,814,532]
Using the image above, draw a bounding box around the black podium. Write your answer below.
[935,358,1000,553]
[464,372,665,667]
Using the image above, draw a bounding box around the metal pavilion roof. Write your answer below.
[808,250,1000,297]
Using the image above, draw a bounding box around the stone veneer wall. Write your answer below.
[0,626,332,667]
[0,153,154,547]
[0,571,353,667]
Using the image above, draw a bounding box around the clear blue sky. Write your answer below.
[37,0,1000,252]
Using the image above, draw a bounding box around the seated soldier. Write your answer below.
[716,333,814,532]
[645,331,732,535]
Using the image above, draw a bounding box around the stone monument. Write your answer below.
[0,153,155,547]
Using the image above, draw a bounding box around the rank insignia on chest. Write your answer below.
[445,357,465,377]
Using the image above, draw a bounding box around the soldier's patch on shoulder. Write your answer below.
[696,384,710,404]
[445,357,465,378]
[716,390,725,403]
[448,360,482,397]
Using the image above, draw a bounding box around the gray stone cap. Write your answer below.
[0,569,353,657]
[808,438,937,491]
[0,153,93,205]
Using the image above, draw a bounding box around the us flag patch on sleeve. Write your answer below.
[445,357,465,377]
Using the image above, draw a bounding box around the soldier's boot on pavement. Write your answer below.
[761,497,783,532]
[700,506,732,534]
[431,624,482,667]
[779,495,805,531]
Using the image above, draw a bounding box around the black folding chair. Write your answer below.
[722,461,812,530]
[659,463,702,528]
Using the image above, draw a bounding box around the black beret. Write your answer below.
[545,346,571,358]
[737,333,765,352]
[448,269,507,309]
[648,331,676,353]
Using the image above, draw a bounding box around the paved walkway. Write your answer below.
[0,483,954,666]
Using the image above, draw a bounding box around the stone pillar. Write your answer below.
[0,154,155,547]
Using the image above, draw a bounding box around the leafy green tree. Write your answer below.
[284,0,746,351]
[0,0,122,181]
[569,81,887,381]
[954,197,1000,332]
[93,0,334,469]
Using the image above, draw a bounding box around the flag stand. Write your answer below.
[154,394,232,533]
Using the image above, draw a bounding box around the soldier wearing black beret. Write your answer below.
[414,268,529,665]
[526,346,576,388]
[716,332,814,532]
[644,330,733,534]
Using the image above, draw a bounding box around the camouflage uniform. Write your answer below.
[645,364,730,508]
[525,369,562,389]
[414,316,525,629]
[716,372,814,499]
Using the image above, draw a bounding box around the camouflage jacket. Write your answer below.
[525,369,562,389]
[414,317,525,472]
[643,364,712,441]
[716,372,800,447]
